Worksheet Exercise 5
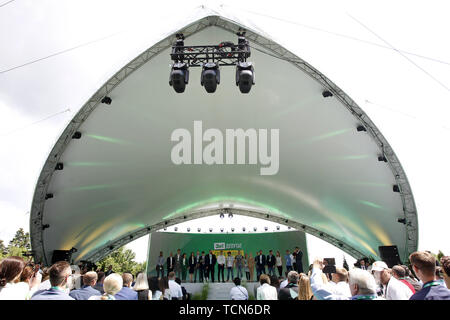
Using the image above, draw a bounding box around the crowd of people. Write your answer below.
[156,247,304,282]
[1,250,449,300]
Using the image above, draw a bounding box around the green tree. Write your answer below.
[4,228,32,260]
[96,246,146,276]
[0,240,7,260]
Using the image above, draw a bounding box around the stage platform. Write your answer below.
[182,281,261,300]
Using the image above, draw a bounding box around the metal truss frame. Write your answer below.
[30,14,418,266]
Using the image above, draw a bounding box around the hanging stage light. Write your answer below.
[276,225,280,231]
[236,61,255,93]
[264,227,268,231]
[174,227,178,231]
[169,62,189,93]
[228,211,233,219]
[209,228,213,232]
[187,228,191,232]
[253,227,257,232]
[219,212,225,219]
[220,228,224,232]
[242,227,246,232]
[231,228,235,232]
[197,228,201,232]
[201,62,220,93]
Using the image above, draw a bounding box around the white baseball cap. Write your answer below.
[371,261,389,272]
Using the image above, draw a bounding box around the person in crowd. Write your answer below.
[409,251,450,300]
[279,272,288,289]
[269,274,280,294]
[206,250,217,282]
[359,259,368,270]
[298,273,314,300]
[278,270,299,300]
[31,261,74,300]
[248,253,255,282]
[105,265,114,277]
[275,251,283,277]
[181,253,188,282]
[294,247,303,273]
[156,251,164,279]
[174,249,182,279]
[167,252,174,276]
[168,271,182,300]
[391,265,415,294]
[69,271,100,300]
[217,250,226,283]
[160,276,172,300]
[435,266,445,285]
[70,265,82,290]
[175,277,190,300]
[235,250,244,279]
[230,277,248,300]
[149,276,162,300]
[256,274,277,300]
[440,256,450,289]
[133,272,151,300]
[194,250,201,283]
[401,264,422,291]
[310,258,382,300]
[88,273,122,300]
[243,253,250,281]
[18,264,41,299]
[328,267,352,298]
[94,271,105,294]
[285,249,293,272]
[266,250,276,276]
[226,251,235,282]
[0,257,40,300]
[115,273,138,300]
[255,250,266,280]
[188,252,197,283]
[371,261,412,300]
[38,267,51,291]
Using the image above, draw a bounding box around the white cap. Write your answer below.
[371,261,389,272]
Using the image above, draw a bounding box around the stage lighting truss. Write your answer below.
[169,32,254,93]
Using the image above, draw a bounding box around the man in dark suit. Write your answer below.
[174,249,182,279]
[199,251,206,282]
[266,250,276,276]
[294,247,303,273]
[205,250,217,282]
[167,252,174,276]
[255,250,266,280]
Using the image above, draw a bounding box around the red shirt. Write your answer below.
[399,279,416,294]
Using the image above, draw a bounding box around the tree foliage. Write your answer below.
[0,228,32,261]
[96,246,146,276]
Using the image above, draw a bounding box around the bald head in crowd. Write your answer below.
[392,265,406,279]
[82,271,98,286]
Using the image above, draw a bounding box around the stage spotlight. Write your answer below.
[264,227,268,231]
[319,232,324,237]
[70,247,77,253]
[209,228,213,232]
[393,185,400,193]
[72,131,82,139]
[220,228,224,232]
[398,218,406,224]
[55,163,63,170]
[253,227,257,232]
[197,228,201,232]
[228,212,233,218]
[174,227,178,231]
[378,155,388,162]
[163,228,167,231]
[338,243,343,248]
[109,246,114,251]
[42,224,50,230]
[276,226,280,231]
[201,62,220,93]
[242,227,246,232]
[129,235,133,240]
[236,61,255,93]
[322,90,333,98]
[169,62,189,93]
[231,228,235,232]
[101,96,112,105]
[288,226,291,230]
[45,193,53,200]
[220,212,225,219]
[357,125,367,132]
[187,228,190,232]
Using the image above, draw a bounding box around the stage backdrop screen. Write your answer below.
[146,230,309,276]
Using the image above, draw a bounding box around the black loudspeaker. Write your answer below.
[51,250,72,264]
[378,245,401,267]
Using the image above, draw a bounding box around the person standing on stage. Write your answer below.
[156,251,164,279]
[248,253,255,282]
[199,251,206,282]
[285,250,293,272]
[217,250,226,283]
[276,251,283,277]
[235,250,244,279]
[194,250,201,283]
[188,252,196,283]
[166,252,174,277]
[244,253,250,281]
[294,247,304,273]
[174,249,182,279]
[266,250,276,276]
[206,250,217,282]
[181,253,188,282]
[255,250,266,280]
[226,252,235,282]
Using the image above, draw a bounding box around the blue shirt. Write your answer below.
[31,288,74,300]
[409,281,450,300]
[114,286,138,300]
[69,285,101,300]
[285,255,292,266]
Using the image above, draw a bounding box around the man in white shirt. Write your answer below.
[230,277,248,300]
[226,252,235,282]
[372,261,413,300]
[168,272,183,300]
[256,274,277,300]
[217,251,226,283]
